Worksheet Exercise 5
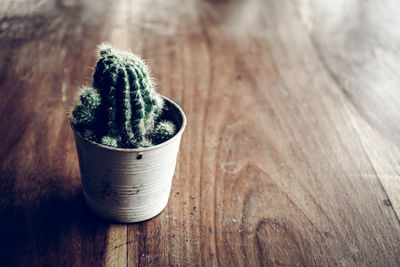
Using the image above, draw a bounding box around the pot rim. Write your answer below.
[70,96,187,153]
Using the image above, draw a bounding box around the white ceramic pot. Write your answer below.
[71,97,186,223]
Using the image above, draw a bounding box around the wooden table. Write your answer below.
[1,0,399,266]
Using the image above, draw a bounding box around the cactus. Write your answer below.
[152,121,176,145]
[79,86,101,108]
[101,135,119,148]
[71,104,96,126]
[71,44,176,148]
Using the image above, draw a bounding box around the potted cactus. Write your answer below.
[70,44,186,223]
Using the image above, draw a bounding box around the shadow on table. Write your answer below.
[0,172,110,266]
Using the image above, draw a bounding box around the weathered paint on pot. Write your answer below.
[71,97,186,223]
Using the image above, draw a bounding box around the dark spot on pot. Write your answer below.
[136,154,143,160]
[175,192,180,195]
[383,199,392,206]
[324,231,332,238]
[236,74,242,80]
[193,206,196,210]
[128,189,140,195]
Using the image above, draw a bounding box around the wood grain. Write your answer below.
[0,0,399,266]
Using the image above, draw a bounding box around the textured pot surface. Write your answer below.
[72,97,186,223]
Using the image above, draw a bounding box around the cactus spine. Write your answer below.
[71,44,175,148]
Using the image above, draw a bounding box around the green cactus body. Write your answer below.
[94,44,164,147]
[72,44,170,148]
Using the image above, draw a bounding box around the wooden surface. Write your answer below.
[0,0,400,266]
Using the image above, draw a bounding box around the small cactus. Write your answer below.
[101,136,119,148]
[71,44,176,148]
[71,104,96,126]
[152,121,176,145]
[79,86,101,108]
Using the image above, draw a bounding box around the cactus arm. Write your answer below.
[79,86,101,109]
[151,120,176,145]
[71,105,96,126]
[71,86,100,127]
